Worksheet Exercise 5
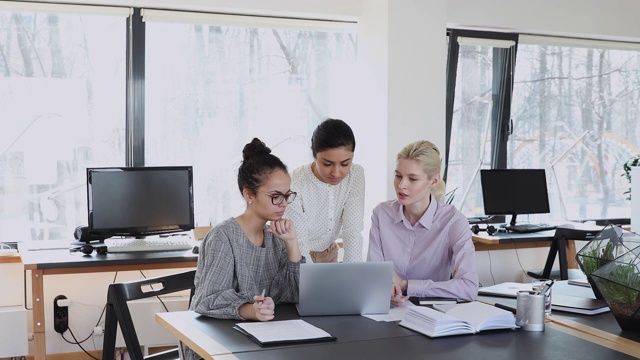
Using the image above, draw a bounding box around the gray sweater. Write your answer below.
[189,217,302,319]
[185,218,303,360]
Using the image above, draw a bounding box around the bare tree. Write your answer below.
[11,13,34,76]
[47,13,66,77]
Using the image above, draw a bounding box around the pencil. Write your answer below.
[257,288,266,305]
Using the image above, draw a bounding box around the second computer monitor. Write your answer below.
[480,169,550,226]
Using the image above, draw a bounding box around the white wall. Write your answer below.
[353,0,389,255]
[5,0,640,356]
[386,0,447,198]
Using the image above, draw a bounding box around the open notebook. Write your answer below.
[399,301,517,338]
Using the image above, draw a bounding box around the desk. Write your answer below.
[473,230,582,277]
[479,281,640,358]
[19,246,197,360]
[472,229,560,250]
[156,304,637,360]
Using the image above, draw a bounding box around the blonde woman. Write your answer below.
[367,140,479,304]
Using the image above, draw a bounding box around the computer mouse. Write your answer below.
[192,245,199,254]
[557,223,576,229]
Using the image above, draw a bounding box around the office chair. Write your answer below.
[102,270,196,360]
[527,227,597,280]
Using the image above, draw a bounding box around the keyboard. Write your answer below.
[105,234,195,253]
[506,223,557,233]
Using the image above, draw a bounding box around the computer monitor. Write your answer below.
[87,166,194,239]
[480,169,550,226]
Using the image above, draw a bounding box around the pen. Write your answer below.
[257,288,266,305]
[494,302,517,314]
[477,299,517,314]
[540,279,556,296]
[533,279,550,295]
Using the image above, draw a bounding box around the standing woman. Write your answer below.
[284,118,365,262]
[189,138,303,323]
[368,140,479,303]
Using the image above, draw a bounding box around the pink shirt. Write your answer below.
[367,197,479,301]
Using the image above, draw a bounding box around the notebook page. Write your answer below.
[441,302,515,331]
[363,300,415,322]
[401,306,474,336]
[234,319,331,343]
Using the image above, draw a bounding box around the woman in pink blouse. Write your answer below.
[367,140,479,304]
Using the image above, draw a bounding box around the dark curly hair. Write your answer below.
[237,138,288,195]
[311,118,356,157]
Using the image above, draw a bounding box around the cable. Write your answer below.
[61,328,91,345]
[61,328,99,360]
[139,270,170,312]
[61,272,119,356]
[504,234,530,279]
[486,250,496,285]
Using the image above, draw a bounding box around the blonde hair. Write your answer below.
[397,140,446,202]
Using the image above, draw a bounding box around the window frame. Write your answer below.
[445,29,519,179]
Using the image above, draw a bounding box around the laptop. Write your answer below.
[296,261,393,316]
[478,282,533,298]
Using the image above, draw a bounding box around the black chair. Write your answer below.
[527,227,597,280]
[102,270,196,360]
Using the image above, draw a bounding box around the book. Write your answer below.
[410,297,459,306]
[399,301,517,338]
[233,319,336,347]
[551,294,609,315]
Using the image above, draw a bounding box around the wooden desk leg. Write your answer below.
[566,240,578,269]
[31,269,46,360]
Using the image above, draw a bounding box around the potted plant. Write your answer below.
[590,244,640,331]
[622,154,640,200]
[575,224,637,299]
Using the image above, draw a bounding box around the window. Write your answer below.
[143,11,358,225]
[0,4,128,241]
[0,6,358,240]
[446,31,516,217]
[446,30,640,223]
[510,36,640,221]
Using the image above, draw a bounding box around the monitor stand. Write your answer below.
[509,214,518,227]
[70,239,106,247]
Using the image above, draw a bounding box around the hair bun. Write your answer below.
[242,138,272,161]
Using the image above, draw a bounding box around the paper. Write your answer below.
[363,301,415,322]
[24,240,73,250]
[234,319,332,343]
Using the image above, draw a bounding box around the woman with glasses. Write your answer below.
[189,138,303,324]
[368,140,479,303]
[284,118,365,263]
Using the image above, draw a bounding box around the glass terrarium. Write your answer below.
[590,245,640,331]
[575,224,639,299]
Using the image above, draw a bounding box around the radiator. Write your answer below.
[0,306,28,357]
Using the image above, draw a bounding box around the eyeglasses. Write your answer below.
[257,191,297,205]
